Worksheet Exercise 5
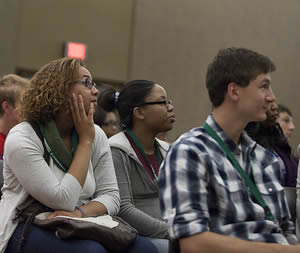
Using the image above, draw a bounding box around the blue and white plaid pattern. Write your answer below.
[159,114,296,244]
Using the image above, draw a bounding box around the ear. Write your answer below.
[1,101,12,113]
[132,107,145,121]
[227,82,240,101]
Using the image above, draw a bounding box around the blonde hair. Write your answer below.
[0,74,28,116]
[20,57,85,123]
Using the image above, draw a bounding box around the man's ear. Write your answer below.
[227,82,240,101]
[1,101,11,114]
[132,107,145,121]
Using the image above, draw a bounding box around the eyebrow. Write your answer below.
[82,75,91,79]
[262,78,271,84]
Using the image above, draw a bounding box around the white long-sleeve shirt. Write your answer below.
[0,122,120,252]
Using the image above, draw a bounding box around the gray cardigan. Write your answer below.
[109,132,169,239]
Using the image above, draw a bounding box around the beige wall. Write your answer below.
[1,0,300,148]
[15,0,134,82]
[129,0,300,149]
[0,0,20,76]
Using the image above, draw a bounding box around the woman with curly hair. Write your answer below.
[0,58,158,253]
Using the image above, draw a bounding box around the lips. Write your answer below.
[169,115,176,123]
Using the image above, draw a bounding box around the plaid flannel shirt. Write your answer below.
[159,114,297,244]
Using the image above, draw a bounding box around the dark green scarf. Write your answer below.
[39,120,78,172]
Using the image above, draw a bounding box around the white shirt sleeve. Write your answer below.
[90,125,120,215]
[4,122,82,211]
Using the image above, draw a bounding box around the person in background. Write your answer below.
[94,106,120,138]
[97,80,176,253]
[159,47,299,253]
[277,104,295,141]
[0,58,157,253]
[246,102,298,187]
[0,74,28,159]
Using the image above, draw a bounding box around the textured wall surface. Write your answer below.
[2,0,300,148]
[129,0,300,148]
[0,0,20,76]
[16,0,134,81]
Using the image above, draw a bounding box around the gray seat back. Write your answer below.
[284,187,296,222]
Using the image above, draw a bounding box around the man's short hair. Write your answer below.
[0,74,28,115]
[206,47,276,107]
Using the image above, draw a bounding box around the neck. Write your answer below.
[0,117,13,135]
[212,105,248,145]
[130,126,156,155]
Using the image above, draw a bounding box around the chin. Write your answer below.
[255,113,267,122]
[165,124,174,131]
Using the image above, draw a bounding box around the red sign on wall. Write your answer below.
[65,42,87,60]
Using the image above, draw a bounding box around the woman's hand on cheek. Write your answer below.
[69,93,95,145]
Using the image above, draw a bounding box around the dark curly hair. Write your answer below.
[20,57,85,123]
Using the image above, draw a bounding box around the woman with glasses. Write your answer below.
[0,58,157,253]
[97,80,176,253]
[94,107,120,138]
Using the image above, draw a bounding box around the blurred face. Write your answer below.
[70,66,99,114]
[236,73,275,123]
[3,88,25,130]
[262,101,278,127]
[137,84,176,133]
[6,102,20,128]
[277,112,295,140]
[101,112,120,138]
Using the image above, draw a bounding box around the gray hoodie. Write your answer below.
[109,132,169,239]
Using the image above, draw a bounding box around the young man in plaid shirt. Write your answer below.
[159,47,299,253]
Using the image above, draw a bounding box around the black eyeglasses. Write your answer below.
[136,99,173,107]
[75,79,96,89]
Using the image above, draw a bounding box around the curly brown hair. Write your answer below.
[20,57,85,123]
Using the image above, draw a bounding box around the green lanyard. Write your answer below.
[203,122,275,221]
[127,129,162,181]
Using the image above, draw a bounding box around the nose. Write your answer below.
[289,121,295,131]
[92,86,99,96]
[266,87,275,102]
[167,103,175,112]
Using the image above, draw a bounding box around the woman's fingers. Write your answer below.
[87,102,94,121]
[69,98,74,117]
[69,93,95,143]
[69,94,87,121]
[70,94,80,121]
[77,94,86,119]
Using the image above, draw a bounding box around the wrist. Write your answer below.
[75,206,86,218]
[78,140,93,147]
